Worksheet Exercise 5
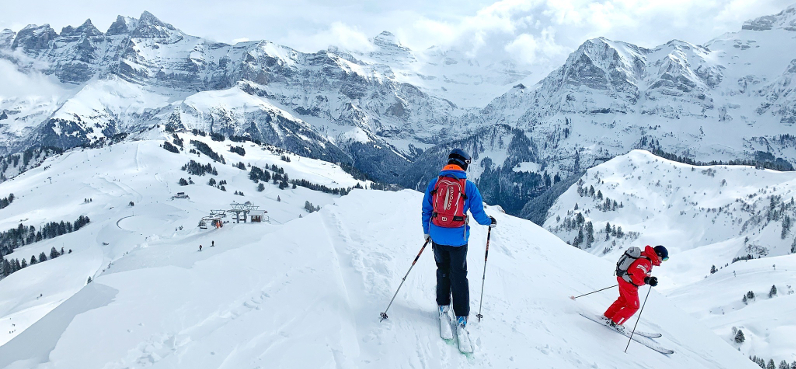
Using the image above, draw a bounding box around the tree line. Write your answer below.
[1,246,70,279]
[0,215,90,257]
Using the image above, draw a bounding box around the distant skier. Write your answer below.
[422,149,496,332]
[603,245,668,329]
[199,244,202,252]
[211,240,215,247]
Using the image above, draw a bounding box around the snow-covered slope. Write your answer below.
[0,131,367,346]
[544,149,796,364]
[0,140,758,368]
[544,150,796,283]
[668,254,796,366]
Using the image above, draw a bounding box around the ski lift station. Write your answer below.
[199,201,267,229]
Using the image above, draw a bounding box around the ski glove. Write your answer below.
[644,276,658,287]
[424,234,431,242]
[489,216,497,228]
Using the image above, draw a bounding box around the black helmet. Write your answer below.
[448,149,471,170]
[654,245,668,261]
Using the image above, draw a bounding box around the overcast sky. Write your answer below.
[1,0,795,76]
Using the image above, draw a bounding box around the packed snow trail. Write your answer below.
[0,187,758,368]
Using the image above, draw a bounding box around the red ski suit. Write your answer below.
[604,246,662,325]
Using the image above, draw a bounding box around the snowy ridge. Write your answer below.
[543,149,796,363]
[0,142,758,367]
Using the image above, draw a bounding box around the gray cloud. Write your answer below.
[0,58,65,97]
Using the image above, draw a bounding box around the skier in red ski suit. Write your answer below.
[604,245,667,326]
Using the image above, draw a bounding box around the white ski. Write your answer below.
[579,313,673,355]
[456,322,474,353]
[439,310,454,340]
[581,313,663,339]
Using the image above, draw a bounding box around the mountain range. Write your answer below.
[1,6,796,220]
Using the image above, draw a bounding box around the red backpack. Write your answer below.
[431,176,467,228]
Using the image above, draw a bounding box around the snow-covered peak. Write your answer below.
[367,30,416,67]
[742,4,796,31]
[373,31,400,47]
[60,19,103,38]
[105,15,137,36]
[0,29,15,49]
[131,11,180,38]
[11,24,58,50]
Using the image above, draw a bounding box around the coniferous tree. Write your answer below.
[734,329,745,343]
[769,359,776,369]
[574,229,584,248]
[20,259,27,268]
[257,183,265,192]
[39,252,47,262]
[30,255,37,265]
[585,221,595,248]
[769,285,777,298]
[780,361,789,369]
[710,265,717,274]
[50,247,59,259]
[87,276,92,284]
[747,291,755,300]
[277,196,281,202]
[1,259,10,277]
[742,295,748,304]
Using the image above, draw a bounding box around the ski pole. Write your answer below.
[625,286,653,353]
[379,239,430,321]
[569,284,618,300]
[475,227,492,322]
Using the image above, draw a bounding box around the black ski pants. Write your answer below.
[433,242,469,317]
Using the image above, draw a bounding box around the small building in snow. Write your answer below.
[250,210,267,223]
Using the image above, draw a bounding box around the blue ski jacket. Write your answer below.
[422,166,492,246]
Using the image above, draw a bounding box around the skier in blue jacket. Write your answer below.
[422,149,496,328]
